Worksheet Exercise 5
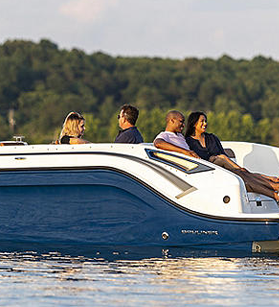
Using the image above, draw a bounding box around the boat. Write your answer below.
[0,139,278,253]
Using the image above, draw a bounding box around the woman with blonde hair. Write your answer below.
[59,112,90,144]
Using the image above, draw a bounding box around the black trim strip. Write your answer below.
[0,165,278,223]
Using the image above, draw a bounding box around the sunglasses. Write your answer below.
[117,114,120,119]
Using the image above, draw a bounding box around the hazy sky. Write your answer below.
[1,0,279,59]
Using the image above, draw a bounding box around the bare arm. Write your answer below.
[69,138,90,144]
[154,139,200,159]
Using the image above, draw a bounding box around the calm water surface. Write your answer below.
[0,247,279,306]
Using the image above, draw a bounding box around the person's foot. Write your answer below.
[266,176,279,183]
[267,180,279,190]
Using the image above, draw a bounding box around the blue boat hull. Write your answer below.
[0,168,278,250]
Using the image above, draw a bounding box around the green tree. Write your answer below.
[83,113,101,142]
[137,108,166,142]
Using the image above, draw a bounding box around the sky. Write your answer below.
[0,0,279,60]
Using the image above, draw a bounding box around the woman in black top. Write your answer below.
[185,111,279,202]
[185,111,241,170]
[59,112,90,144]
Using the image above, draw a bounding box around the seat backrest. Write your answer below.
[224,148,236,159]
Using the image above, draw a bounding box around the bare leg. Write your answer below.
[209,155,239,171]
[210,156,279,201]
[232,169,279,202]
[239,169,279,191]
[210,155,279,190]
[214,154,279,183]
[218,154,242,169]
[252,173,279,183]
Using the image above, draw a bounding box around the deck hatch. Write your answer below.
[146,149,214,174]
[153,152,198,171]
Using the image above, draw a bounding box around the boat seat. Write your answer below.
[224,148,236,161]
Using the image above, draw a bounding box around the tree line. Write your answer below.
[0,39,278,145]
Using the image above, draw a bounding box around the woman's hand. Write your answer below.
[185,150,200,159]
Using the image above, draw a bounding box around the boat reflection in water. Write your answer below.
[0,141,278,252]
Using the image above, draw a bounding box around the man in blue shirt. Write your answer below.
[114,104,144,144]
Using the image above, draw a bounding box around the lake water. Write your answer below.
[0,246,279,306]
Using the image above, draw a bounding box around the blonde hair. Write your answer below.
[59,112,85,143]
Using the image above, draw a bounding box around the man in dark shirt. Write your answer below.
[114,104,144,144]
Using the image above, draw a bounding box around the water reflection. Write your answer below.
[0,248,278,306]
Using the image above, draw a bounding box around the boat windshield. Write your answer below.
[146,149,214,174]
[153,152,198,171]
